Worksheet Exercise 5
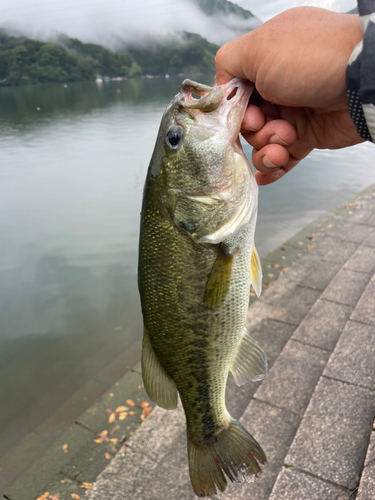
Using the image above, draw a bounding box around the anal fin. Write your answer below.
[230,327,267,386]
[142,330,178,410]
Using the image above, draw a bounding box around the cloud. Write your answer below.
[0,0,259,47]
[237,0,357,21]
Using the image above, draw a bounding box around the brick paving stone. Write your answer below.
[357,432,375,500]
[276,254,321,283]
[285,377,375,489]
[344,245,375,274]
[309,236,341,258]
[322,240,359,264]
[260,274,298,305]
[245,301,275,331]
[269,286,321,325]
[298,260,342,291]
[351,275,375,325]
[324,321,375,390]
[361,211,375,226]
[321,268,371,306]
[254,341,329,416]
[364,229,375,247]
[327,222,373,243]
[346,210,374,224]
[218,400,301,500]
[269,467,348,500]
[292,299,352,351]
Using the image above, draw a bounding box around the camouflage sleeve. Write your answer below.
[346,0,375,142]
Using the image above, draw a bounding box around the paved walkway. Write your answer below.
[3,185,375,500]
[86,186,375,500]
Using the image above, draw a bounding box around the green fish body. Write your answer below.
[138,79,267,497]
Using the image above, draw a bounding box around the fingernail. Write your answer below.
[269,134,290,146]
[262,155,277,169]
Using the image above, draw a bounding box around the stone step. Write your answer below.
[269,273,375,500]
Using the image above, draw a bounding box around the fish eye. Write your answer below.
[166,126,183,149]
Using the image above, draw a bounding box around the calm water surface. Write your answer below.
[1,77,375,453]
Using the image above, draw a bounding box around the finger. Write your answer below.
[252,144,290,173]
[242,119,297,150]
[260,101,280,120]
[255,169,287,186]
[242,104,265,132]
[215,34,256,84]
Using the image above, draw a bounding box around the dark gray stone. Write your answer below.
[322,240,359,264]
[298,260,342,291]
[344,245,375,274]
[308,236,341,258]
[321,268,371,306]
[254,341,330,416]
[351,276,375,325]
[285,377,375,489]
[221,400,301,500]
[269,467,348,500]
[324,321,375,390]
[276,254,321,283]
[269,286,321,326]
[357,432,375,500]
[292,299,352,351]
[245,301,275,331]
[4,424,93,500]
[327,221,373,243]
[0,431,49,494]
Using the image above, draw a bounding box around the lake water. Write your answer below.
[1,76,375,456]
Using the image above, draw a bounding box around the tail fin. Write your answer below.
[188,418,266,497]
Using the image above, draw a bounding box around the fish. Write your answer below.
[138,78,267,497]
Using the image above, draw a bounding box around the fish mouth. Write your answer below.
[179,78,253,142]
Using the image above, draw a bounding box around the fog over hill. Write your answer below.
[0,0,261,49]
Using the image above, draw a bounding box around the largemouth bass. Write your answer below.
[138,78,267,497]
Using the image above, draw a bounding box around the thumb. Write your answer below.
[215,32,258,85]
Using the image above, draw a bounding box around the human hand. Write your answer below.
[215,7,364,185]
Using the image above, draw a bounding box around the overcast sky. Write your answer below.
[239,0,356,21]
[0,0,358,46]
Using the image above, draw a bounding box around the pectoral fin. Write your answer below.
[142,330,178,410]
[250,245,262,297]
[204,251,234,309]
[230,327,267,386]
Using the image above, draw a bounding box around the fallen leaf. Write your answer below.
[109,393,114,397]
[267,273,274,278]
[80,483,93,489]
[60,478,68,484]
[71,495,80,499]
[73,472,81,480]
[137,385,143,389]
[327,224,333,228]
[104,452,111,459]
[49,495,60,500]
[110,438,118,443]
[274,264,280,269]
[62,444,68,453]
[128,411,135,415]
[36,494,49,500]
[109,425,120,434]
[105,408,112,415]
[126,426,130,430]
[140,400,150,409]
[282,267,289,272]
[306,235,314,240]
[141,407,152,420]
[94,430,109,443]
[120,445,126,451]
[115,406,128,413]
[125,399,135,406]
[298,241,304,246]
[108,412,116,423]
[118,412,128,420]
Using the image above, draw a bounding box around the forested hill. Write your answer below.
[0,31,220,86]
